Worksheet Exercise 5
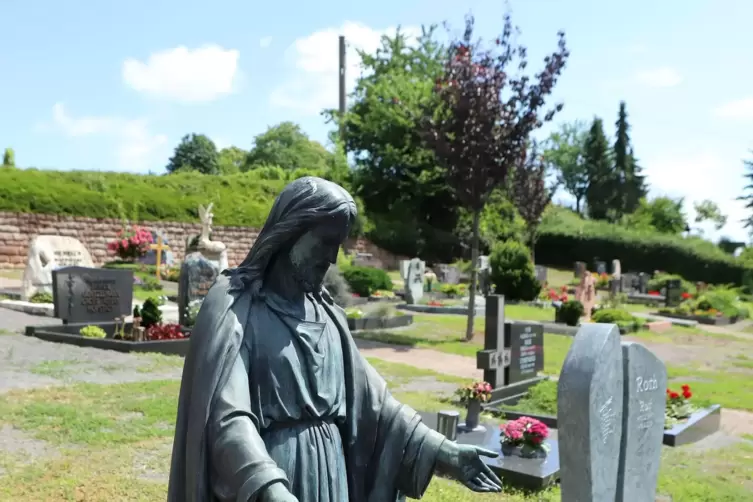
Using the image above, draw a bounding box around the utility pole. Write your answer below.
[338,35,346,145]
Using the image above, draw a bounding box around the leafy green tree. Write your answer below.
[327,26,459,261]
[583,118,616,220]
[421,14,568,341]
[625,197,687,234]
[245,122,332,172]
[543,121,588,214]
[217,146,247,174]
[166,134,219,175]
[693,199,727,234]
[2,148,15,167]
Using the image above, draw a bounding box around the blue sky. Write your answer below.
[1,0,752,242]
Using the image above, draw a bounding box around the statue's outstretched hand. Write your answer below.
[259,482,299,502]
[437,441,503,493]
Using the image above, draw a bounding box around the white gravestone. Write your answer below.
[21,235,94,301]
[404,258,425,304]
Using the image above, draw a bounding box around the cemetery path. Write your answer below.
[354,338,484,380]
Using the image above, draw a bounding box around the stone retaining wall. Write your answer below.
[0,211,399,269]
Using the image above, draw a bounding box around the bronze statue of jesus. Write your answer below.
[167,177,502,501]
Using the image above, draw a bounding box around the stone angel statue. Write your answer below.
[196,202,228,271]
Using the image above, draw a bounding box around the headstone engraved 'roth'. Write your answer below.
[51,266,134,324]
[616,342,667,502]
[557,323,624,502]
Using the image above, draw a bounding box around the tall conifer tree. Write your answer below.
[583,118,615,220]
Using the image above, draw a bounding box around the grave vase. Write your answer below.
[464,400,482,429]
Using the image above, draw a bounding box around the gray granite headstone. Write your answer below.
[619,273,634,293]
[534,265,548,284]
[476,295,508,388]
[574,261,587,278]
[594,261,607,275]
[178,252,220,326]
[609,278,620,296]
[404,257,425,304]
[558,323,624,502]
[51,266,133,324]
[616,342,667,502]
[399,260,410,281]
[507,322,544,384]
[637,273,650,294]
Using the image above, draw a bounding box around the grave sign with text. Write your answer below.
[51,266,133,324]
[507,322,545,384]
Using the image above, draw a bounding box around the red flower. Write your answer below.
[681,384,690,392]
[669,392,680,399]
[683,390,692,399]
[648,291,660,296]
[681,292,691,300]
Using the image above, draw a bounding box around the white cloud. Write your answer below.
[634,67,683,88]
[270,22,421,115]
[45,102,167,171]
[122,45,240,103]
[643,151,748,241]
[259,36,273,48]
[712,97,753,120]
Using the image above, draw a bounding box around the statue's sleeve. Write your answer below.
[207,343,289,501]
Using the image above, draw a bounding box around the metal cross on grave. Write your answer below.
[476,295,511,389]
[149,235,170,280]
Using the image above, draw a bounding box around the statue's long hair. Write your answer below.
[223,177,357,297]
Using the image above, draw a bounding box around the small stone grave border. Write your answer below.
[655,312,739,326]
[25,322,190,356]
[419,411,559,490]
[483,404,721,448]
[347,314,413,331]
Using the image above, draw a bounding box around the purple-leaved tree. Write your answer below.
[420,13,569,341]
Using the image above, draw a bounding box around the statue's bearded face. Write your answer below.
[289,214,350,292]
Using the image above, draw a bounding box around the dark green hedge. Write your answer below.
[535,226,750,286]
[0,168,286,227]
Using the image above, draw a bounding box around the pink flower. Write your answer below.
[121,239,129,249]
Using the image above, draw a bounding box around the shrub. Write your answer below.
[556,300,584,326]
[647,272,695,295]
[342,266,393,297]
[324,266,352,307]
[535,206,753,286]
[79,325,107,338]
[29,292,53,303]
[489,240,541,302]
[440,283,467,298]
[591,308,636,324]
[141,297,163,328]
[140,276,163,291]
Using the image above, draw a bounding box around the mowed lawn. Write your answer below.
[0,357,751,501]
[355,307,753,412]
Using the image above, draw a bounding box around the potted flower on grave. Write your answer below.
[106,224,153,262]
[455,380,492,429]
[499,416,550,459]
[665,384,696,429]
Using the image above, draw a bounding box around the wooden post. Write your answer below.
[149,235,170,280]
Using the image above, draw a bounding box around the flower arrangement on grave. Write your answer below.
[344,308,364,319]
[371,289,396,299]
[427,299,446,307]
[107,225,153,261]
[146,322,188,340]
[593,272,610,289]
[140,297,163,328]
[658,286,748,321]
[665,384,697,429]
[648,290,661,296]
[543,285,568,302]
[456,381,493,405]
[499,416,550,458]
[456,381,492,430]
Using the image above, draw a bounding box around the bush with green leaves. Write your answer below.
[489,240,541,302]
[341,266,393,297]
[535,206,752,286]
[591,308,644,332]
[647,273,695,295]
[79,325,107,338]
[556,300,584,326]
[140,297,163,328]
[29,292,53,304]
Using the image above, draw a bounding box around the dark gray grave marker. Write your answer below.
[178,252,220,326]
[665,279,683,307]
[476,295,508,388]
[620,273,635,293]
[616,342,667,502]
[51,266,133,324]
[507,322,544,384]
[609,278,620,296]
[558,323,624,502]
[637,272,650,294]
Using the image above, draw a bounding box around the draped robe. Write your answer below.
[167,274,446,501]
